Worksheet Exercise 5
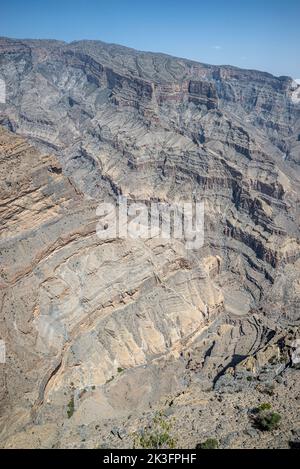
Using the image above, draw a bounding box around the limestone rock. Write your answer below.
[0,38,299,448]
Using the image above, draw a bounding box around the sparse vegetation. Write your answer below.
[106,375,114,384]
[78,388,87,399]
[117,367,124,373]
[258,402,272,411]
[134,412,176,449]
[67,396,75,418]
[254,404,281,431]
[196,438,219,449]
[256,411,281,431]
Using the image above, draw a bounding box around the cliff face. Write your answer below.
[0,38,299,448]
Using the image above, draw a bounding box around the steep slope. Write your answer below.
[0,38,299,448]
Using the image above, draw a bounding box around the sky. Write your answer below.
[0,0,299,78]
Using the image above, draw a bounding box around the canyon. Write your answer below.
[0,37,299,448]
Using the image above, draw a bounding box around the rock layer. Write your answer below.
[0,38,299,448]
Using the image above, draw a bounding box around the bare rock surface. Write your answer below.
[0,38,299,448]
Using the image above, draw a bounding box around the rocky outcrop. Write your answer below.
[0,38,299,448]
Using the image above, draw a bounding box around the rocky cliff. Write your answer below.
[0,37,299,448]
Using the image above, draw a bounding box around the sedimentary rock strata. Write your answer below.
[0,38,299,448]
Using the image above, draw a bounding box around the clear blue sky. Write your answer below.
[1,0,299,78]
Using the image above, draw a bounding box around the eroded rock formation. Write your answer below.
[0,38,299,448]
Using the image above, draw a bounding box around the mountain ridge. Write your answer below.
[0,36,299,449]
[0,35,296,80]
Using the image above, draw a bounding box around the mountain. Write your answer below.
[0,37,299,449]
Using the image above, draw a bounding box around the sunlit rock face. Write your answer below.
[0,38,299,448]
